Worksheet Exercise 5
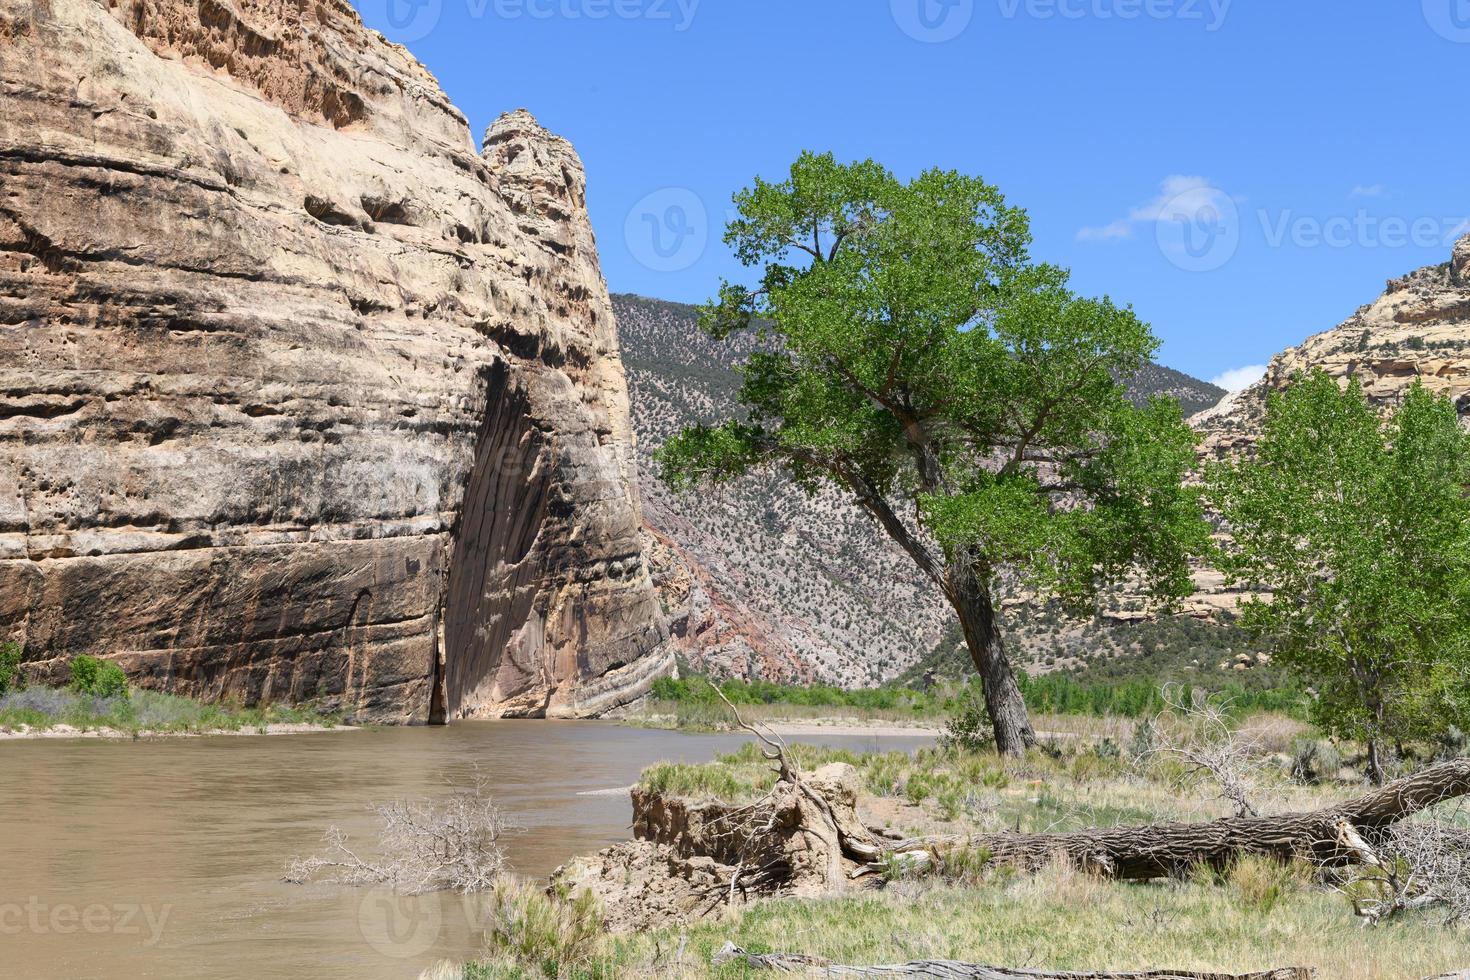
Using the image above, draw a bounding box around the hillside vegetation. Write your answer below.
[619,294,1232,686]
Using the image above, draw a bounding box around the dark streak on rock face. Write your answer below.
[0,0,669,722]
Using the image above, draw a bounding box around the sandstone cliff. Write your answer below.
[0,0,669,721]
[1195,234,1470,456]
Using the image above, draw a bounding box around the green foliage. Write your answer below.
[482,878,604,980]
[1290,738,1343,785]
[1209,372,1470,762]
[0,641,21,696]
[1013,673,1302,720]
[0,684,338,735]
[69,655,129,699]
[658,152,1208,609]
[647,672,1303,726]
[639,761,747,801]
[656,153,1211,746]
[940,687,994,754]
[650,675,935,713]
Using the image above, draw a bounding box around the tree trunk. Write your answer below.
[948,562,1036,756]
[1366,738,1385,787]
[712,944,1314,980]
[860,758,1470,881]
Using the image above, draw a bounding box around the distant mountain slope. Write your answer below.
[1130,363,1228,417]
[617,293,1231,684]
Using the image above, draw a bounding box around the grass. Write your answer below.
[458,862,1470,979]
[632,674,1307,733]
[0,685,341,736]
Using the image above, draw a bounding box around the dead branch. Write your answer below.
[711,942,1315,979]
[1337,799,1470,925]
[284,774,518,894]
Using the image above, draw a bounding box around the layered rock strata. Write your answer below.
[0,0,668,721]
[1196,234,1470,455]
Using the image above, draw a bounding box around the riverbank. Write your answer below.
[625,675,1308,736]
[457,726,1470,980]
[0,720,353,740]
[0,686,344,739]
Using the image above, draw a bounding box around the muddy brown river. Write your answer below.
[0,721,932,980]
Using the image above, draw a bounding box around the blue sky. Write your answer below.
[357,0,1470,387]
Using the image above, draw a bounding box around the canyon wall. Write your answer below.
[1196,234,1470,456]
[0,0,669,721]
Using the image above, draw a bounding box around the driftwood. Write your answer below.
[848,759,1470,881]
[712,943,1314,979]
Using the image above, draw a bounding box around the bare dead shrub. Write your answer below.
[1338,802,1470,925]
[284,775,519,894]
[1141,685,1270,818]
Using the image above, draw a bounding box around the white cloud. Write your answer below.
[1077,176,1233,243]
[1075,220,1133,242]
[1349,184,1387,198]
[1210,364,1267,392]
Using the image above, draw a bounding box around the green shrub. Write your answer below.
[1290,738,1342,785]
[70,655,129,699]
[639,761,747,800]
[482,878,603,978]
[0,641,21,695]
[939,689,993,754]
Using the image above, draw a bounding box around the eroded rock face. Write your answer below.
[557,763,873,932]
[0,0,668,721]
[1195,234,1470,457]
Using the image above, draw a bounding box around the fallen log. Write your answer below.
[711,943,1315,979]
[851,759,1470,881]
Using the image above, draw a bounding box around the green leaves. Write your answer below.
[660,151,1209,619]
[1208,370,1470,749]
[656,422,768,492]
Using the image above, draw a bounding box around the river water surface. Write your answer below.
[0,721,932,980]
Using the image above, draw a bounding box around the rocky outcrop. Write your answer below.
[0,0,668,720]
[1195,234,1470,457]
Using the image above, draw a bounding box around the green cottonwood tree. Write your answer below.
[656,153,1209,755]
[1209,371,1470,783]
